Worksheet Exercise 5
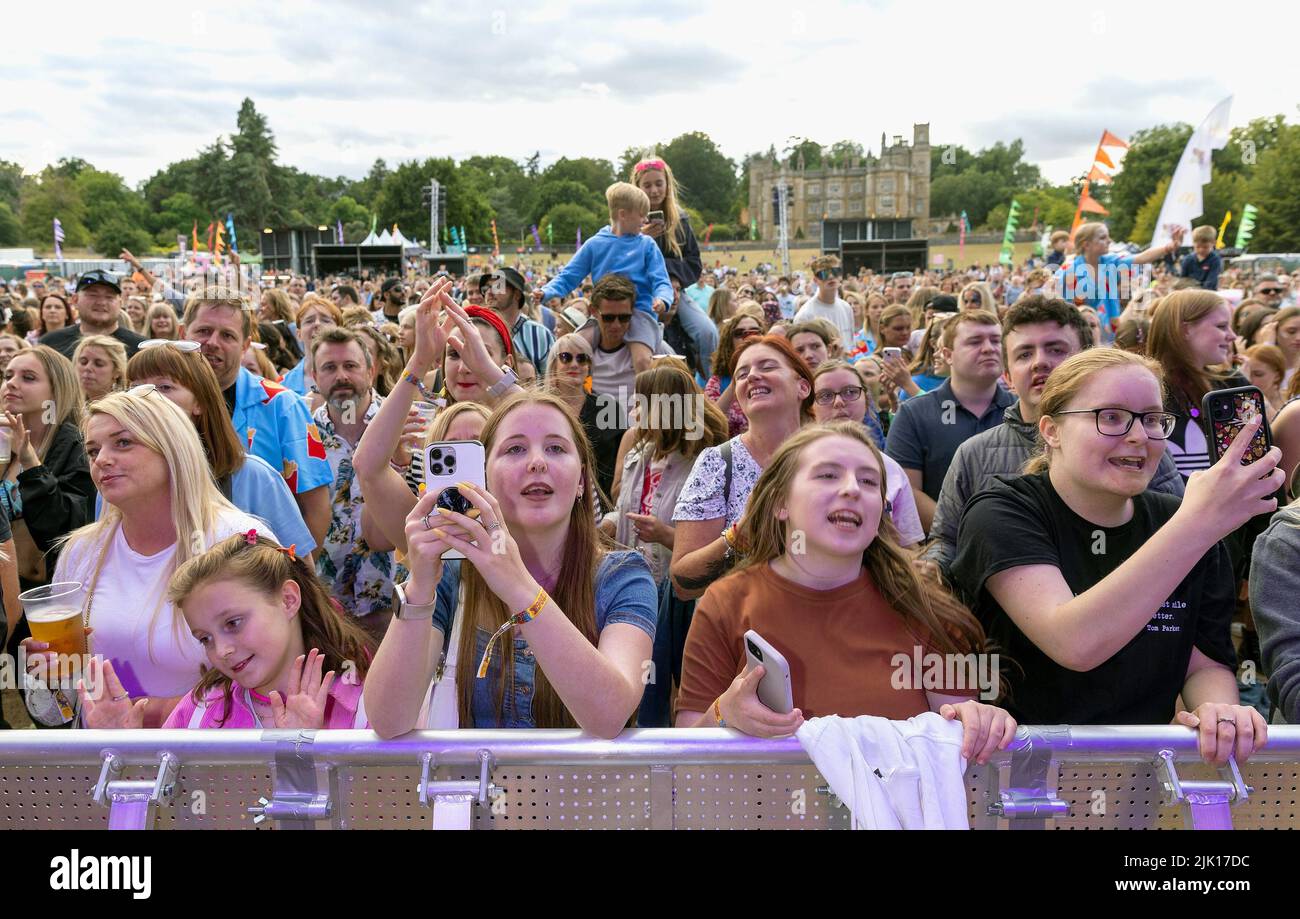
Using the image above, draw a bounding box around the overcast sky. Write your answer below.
[3,0,1295,189]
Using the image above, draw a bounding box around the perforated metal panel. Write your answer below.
[674,766,849,829]
[3,758,1299,829]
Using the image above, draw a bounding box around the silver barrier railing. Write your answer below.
[2,725,1297,830]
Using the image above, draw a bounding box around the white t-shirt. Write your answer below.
[591,337,674,422]
[794,296,856,345]
[54,509,277,699]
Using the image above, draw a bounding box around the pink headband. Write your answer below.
[634,159,667,174]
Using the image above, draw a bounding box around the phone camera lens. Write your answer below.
[430,464,443,476]
[430,448,443,460]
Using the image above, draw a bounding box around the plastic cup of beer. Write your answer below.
[21,582,87,657]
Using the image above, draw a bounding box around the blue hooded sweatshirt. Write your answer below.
[541,226,674,314]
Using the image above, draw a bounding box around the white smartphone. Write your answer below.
[422,440,487,561]
[743,630,794,715]
[881,346,903,361]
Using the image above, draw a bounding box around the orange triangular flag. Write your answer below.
[1079,192,1110,215]
[1100,130,1129,149]
[1094,147,1116,169]
[1087,165,1113,184]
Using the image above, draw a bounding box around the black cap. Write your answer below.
[481,267,527,298]
[928,294,958,312]
[76,269,121,294]
[381,277,405,295]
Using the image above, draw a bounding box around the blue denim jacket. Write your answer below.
[432,552,657,728]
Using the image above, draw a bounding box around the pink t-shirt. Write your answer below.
[162,679,368,729]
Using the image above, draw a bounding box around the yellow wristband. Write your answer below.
[713,697,727,728]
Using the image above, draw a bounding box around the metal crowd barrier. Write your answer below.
[2,726,1298,830]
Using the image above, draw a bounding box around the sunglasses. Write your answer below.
[814,268,843,281]
[140,339,201,352]
[556,351,591,366]
[599,313,632,324]
[733,327,761,339]
[1258,288,1284,295]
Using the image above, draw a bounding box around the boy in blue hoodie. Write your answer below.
[539,182,672,374]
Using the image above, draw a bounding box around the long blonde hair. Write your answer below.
[631,156,684,259]
[73,334,128,396]
[734,421,986,658]
[1023,348,1164,475]
[61,390,243,653]
[455,391,613,728]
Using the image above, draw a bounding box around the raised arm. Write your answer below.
[985,420,1281,671]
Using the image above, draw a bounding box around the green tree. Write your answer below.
[531,179,604,225]
[539,203,604,248]
[1130,177,1171,245]
[373,158,493,245]
[1105,124,1191,240]
[1246,123,1300,251]
[349,158,390,208]
[783,138,823,170]
[542,157,614,196]
[0,160,25,212]
[20,170,88,249]
[930,143,977,179]
[929,170,1006,228]
[92,218,153,257]
[0,202,21,246]
[825,140,865,168]
[660,132,737,223]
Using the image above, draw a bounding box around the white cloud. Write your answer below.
[0,0,1292,189]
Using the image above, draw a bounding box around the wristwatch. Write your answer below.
[393,581,438,621]
[486,364,518,398]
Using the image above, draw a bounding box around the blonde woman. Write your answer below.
[123,296,149,335]
[676,422,1015,761]
[0,333,30,376]
[72,334,127,404]
[950,349,1273,763]
[0,345,93,586]
[22,389,275,726]
[145,303,180,340]
[707,287,735,327]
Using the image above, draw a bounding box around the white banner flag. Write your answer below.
[1150,96,1233,248]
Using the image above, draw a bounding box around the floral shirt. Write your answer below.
[672,435,763,528]
[313,393,407,618]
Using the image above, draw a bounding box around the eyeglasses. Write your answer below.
[556,351,591,366]
[599,313,631,324]
[733,327,761,340]
[814,385,864,406]
[1052,408,1177,439]
[139,339,201,352]
[814,268,843,281]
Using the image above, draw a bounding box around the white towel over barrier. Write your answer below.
[796,712,969,830]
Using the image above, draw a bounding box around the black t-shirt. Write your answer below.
[949,471,1236,725]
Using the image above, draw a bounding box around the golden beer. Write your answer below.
[26,607,87,657]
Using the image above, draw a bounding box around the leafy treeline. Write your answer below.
[1,100,1296,255]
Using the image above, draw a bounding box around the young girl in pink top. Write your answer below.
[79,532,376,730]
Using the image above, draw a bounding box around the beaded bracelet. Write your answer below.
[713,697,727,728]
[476,587,549,679]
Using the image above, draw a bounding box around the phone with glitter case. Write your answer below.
[422,440,486,561]
[1200,386,1271,466]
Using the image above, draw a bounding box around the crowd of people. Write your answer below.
[3,153,1299,769]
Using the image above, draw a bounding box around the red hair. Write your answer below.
[731,334,815,419]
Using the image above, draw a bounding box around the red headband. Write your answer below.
[463,304,514,357]
[634,159,667,175]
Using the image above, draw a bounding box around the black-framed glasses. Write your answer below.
[814,385,864,406]
[599,313,631,324]
[1052,408,1177,439]
[814,268,843,281]
[556,351,591,365]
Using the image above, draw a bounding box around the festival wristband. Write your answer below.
[403,370,436,402]
[475,587,548,679]
[713,697,727,728]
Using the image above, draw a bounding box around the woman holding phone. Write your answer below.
[675,422,1015,764]
[949,349,1274,764]
[364,389,656,737]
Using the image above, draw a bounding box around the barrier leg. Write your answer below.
[92,752,179,831]
[419,749,496,831]
[1155,750,1251,830]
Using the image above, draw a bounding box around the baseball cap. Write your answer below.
[76,269,121,294]
[481,267,527,298]
[381,277,405,295]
